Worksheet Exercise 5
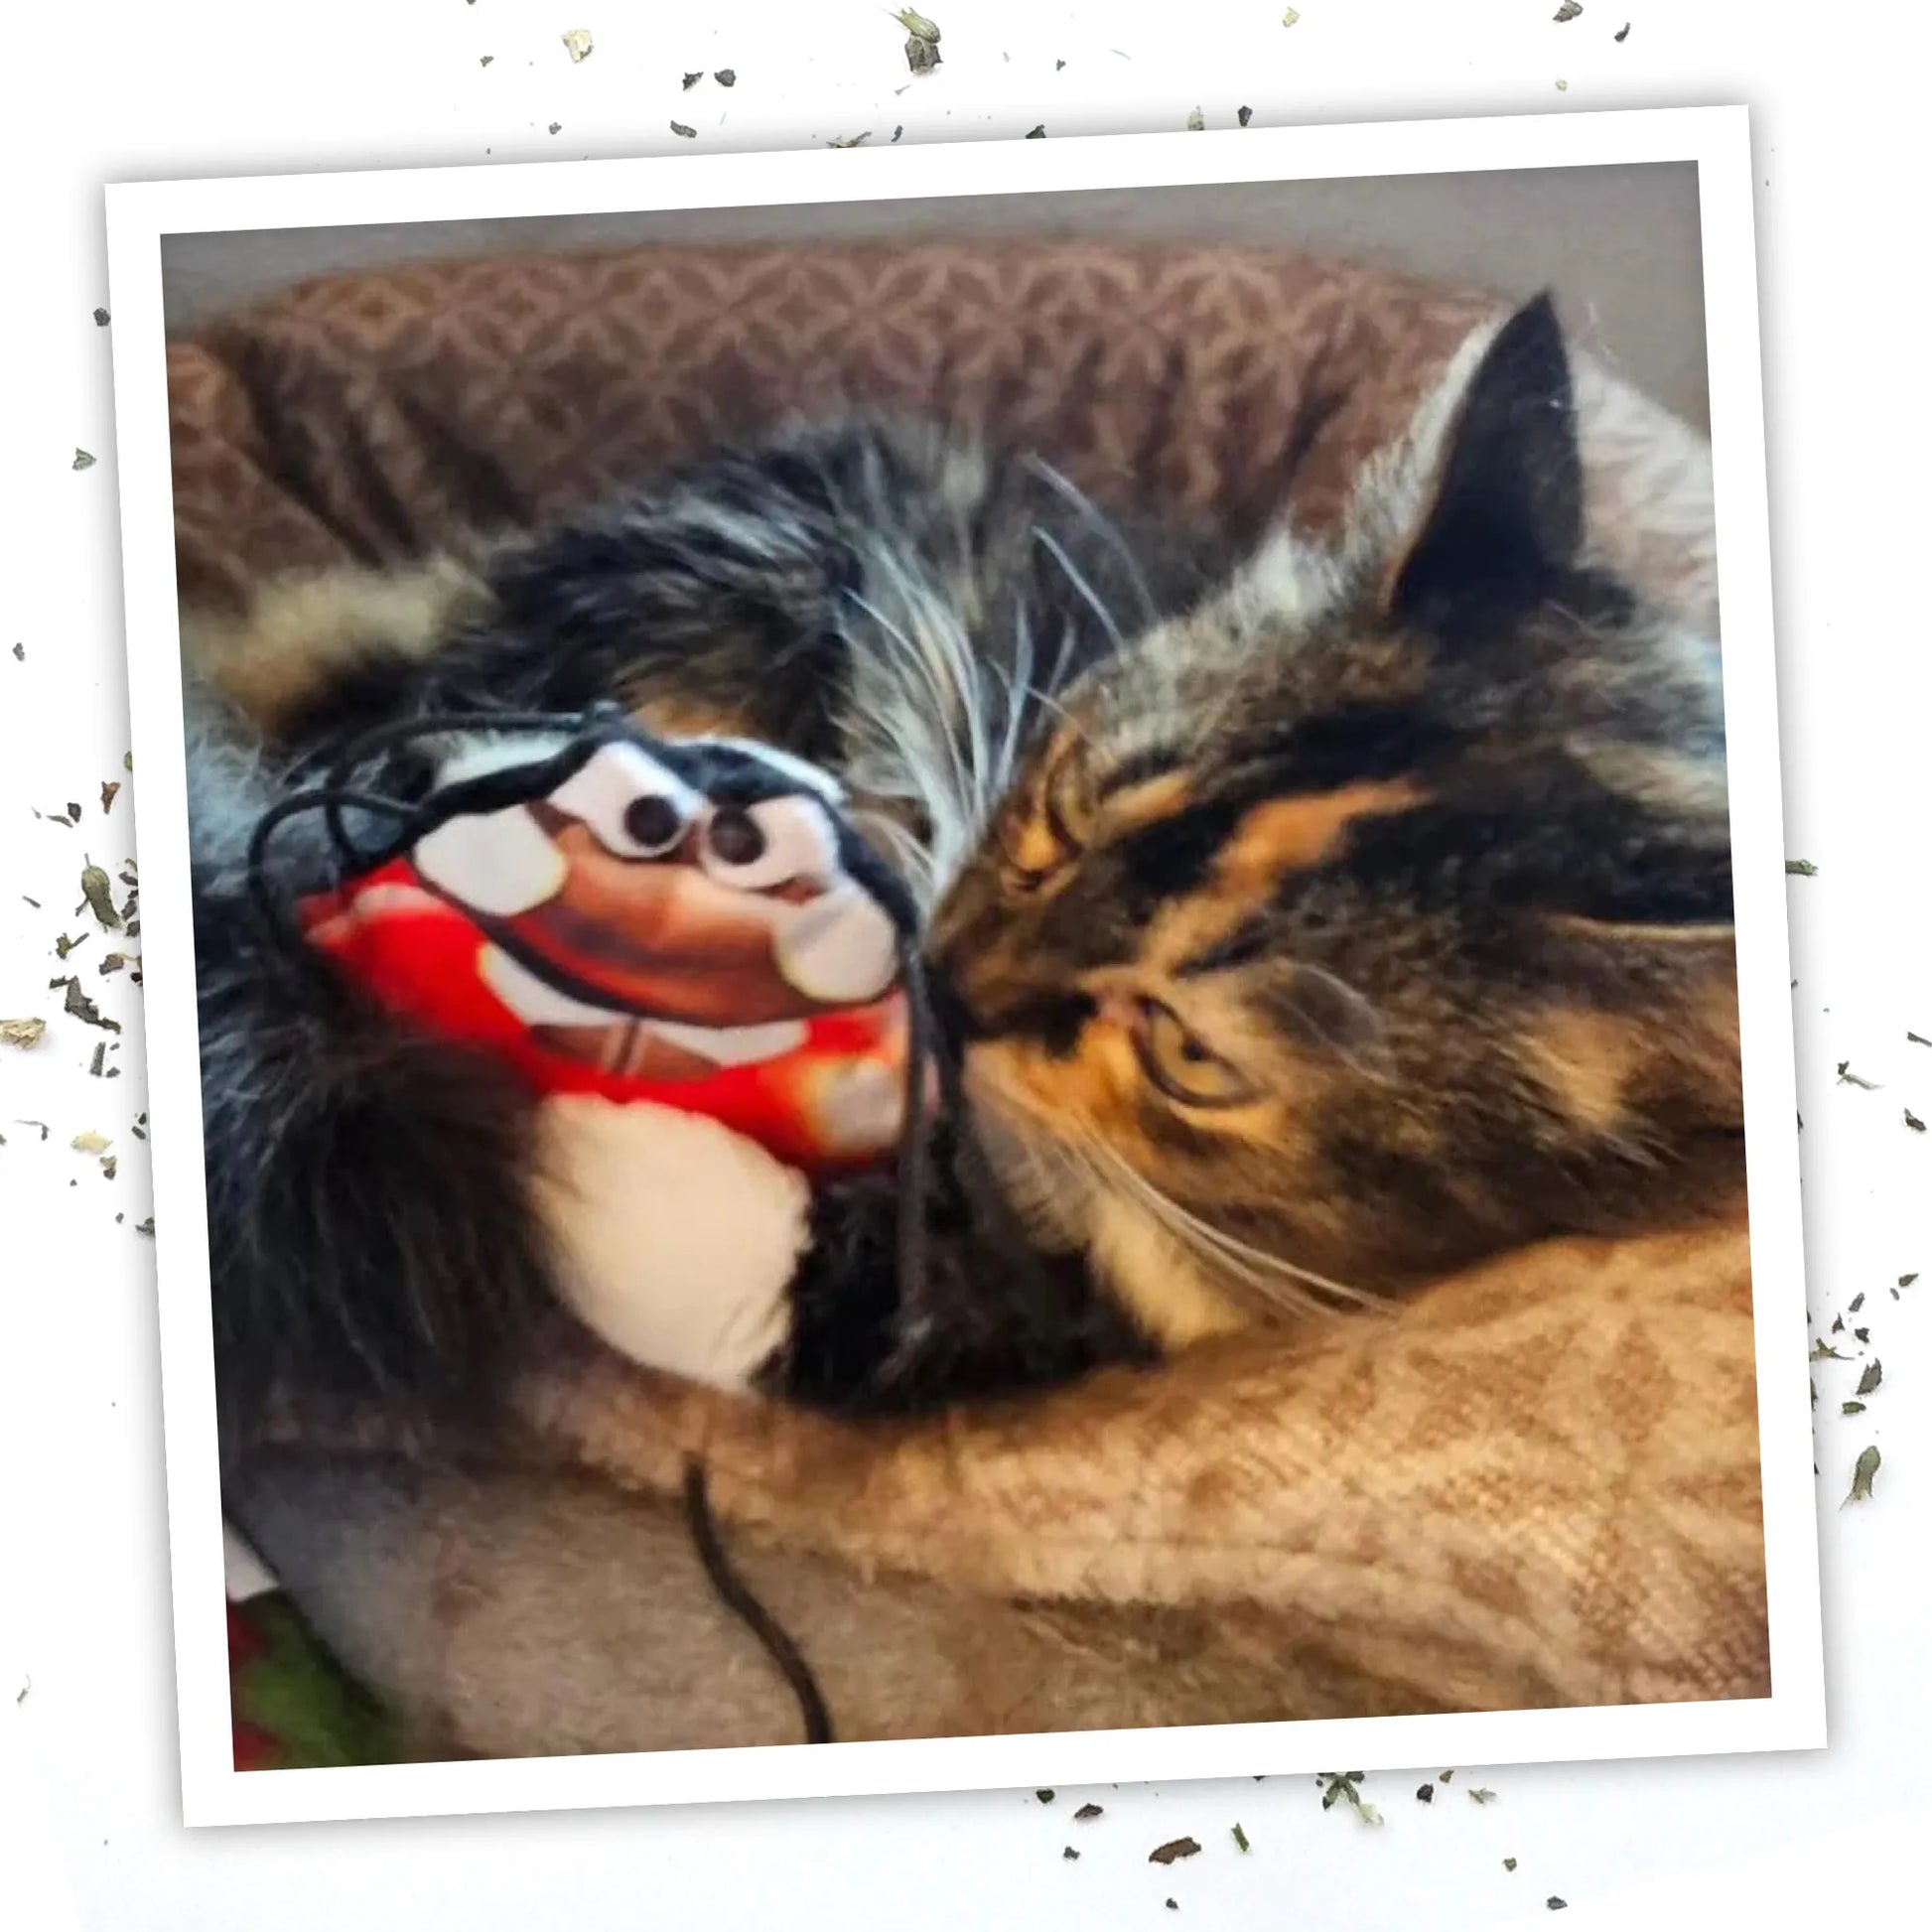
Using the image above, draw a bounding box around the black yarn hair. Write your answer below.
[243,699,965,1747]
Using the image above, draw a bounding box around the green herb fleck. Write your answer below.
[88,1041,104,1077]
[1842,1400,1866,1416]
[682,70,702,89]
[1036,1789,1054,1803]
[1416,1782,1434,1803]
[1901,1274,1919,1289]
[81,863,121,929]
[1849,1292,1865,1312]
[1504,1858,1519,1871]
[896,8,941,42]
[715,69,736,86]
[827,131,872,146]
[1231,1822,1250,1852]
[1847,1445,1880,1503]
[1856,1359,1883,1396]
[480,55,492,67]
[72,449,96,471]
[1074,1802,1103,1820]
[1837,1061,1879,1090]
[1284,5,1301,21]
[1785,859,1817,876]
[63,980,120,1033]
[1810,1339,1849,1361]
[1186,106,1204,130]
[1555,2,1583,19]
[1469,1787,1497,1805]
[1026,124,1045,137]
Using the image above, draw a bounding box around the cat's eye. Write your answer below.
[1131,1000,1259,1108]
[1001,746,1088,892]
[696,795,837,891]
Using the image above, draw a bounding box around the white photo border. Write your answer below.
[102,103,1823,1830]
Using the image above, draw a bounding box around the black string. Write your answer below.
[682,1458,834,1744]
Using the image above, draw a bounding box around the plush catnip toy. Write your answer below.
[252,706,935,1396]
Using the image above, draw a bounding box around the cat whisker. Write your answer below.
[1020,457,1162,629]
[1032,525,1128,659]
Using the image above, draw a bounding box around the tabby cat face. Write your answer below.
[930,296,1741,1345]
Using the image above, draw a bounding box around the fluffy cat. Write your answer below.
[187,292,1739,1446]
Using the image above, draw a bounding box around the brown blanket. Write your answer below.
[175,239,1758,1756]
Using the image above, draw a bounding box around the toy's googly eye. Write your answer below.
[698,796,838,892]
[550,742,701,859]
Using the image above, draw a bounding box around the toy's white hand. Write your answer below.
[530,1096,809,1390]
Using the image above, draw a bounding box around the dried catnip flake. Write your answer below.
[561,29,593,63]
[1837,1060,1879,1089]
[827,131,872,146]
[670,120,697,138]
[1231,1822,1250,1851]
[100,1155,117,1180]
[1900,1274,1919,1289]
[1548,1900,1568,1913]
[1283,6,1301,22]
[715,69,736,86]
[1842,1400,1866,1416]
[80,863,121,929]
[1469,1787,1497,1805]
[1504,1858,1519,1871]
[904,37,940,73]
[100,780,121,814]
[1061,1846,1078,1860]
[1036,1789,1054,1803]
[682,70,702,89]
[93,307,110,327]
[896,8,941,42]
[1907,1109,1927,1133]
[548,121,562,135]
[1186,106,1205,130]
[1846,1445,1880,1503]
[1615,21,1631,39]
[71,1130,111,1155]
[1149,1837,1201,1865]
[1856,1359,1883,1396]
[1026,124,1045,138]
[1555,77,1570,89]
[16,1120,50,1142]
[1,1018,48,1048]
[1237,105,1254,126]
[72,449,96,471]
[480,55,493,68]
[1785,859,1817,876]
[9,642,21,660]
[135,1216,154,1235]
[1439,1768,1454,1782]
[1909,1033,1931,1047]
[1416,1782,1434,1802]
[88,1041,104,1077]
[1850,1292,1865,1312]
[1555,1,1583,19]
[1810,1340,1849,1361]
[1074,1802,1103,1820]
[63,979,121,1033]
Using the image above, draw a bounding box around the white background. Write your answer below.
[1,2,1927,1926]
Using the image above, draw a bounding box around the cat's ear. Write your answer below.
[1379,293,1584,624]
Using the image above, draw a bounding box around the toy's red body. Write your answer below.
[300,859,906,1173]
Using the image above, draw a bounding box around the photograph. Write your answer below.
[102,106,1818,1827]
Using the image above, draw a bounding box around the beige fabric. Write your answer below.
[177,239,1759,1752]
